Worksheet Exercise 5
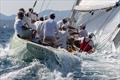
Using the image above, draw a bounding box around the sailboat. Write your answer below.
[10,0,120,62]
[71,0,120,53]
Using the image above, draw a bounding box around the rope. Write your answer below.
[75,2,120,26]
[39,0,46,12]
[96,1,120,37]
[94,5,119,50]
[82,10,109,25]
[44,0,52,10]
[96,26,118,50]
[76,0,120,27]
[95,8,116,36]
[88,4,120,50]
[76,7,114,29]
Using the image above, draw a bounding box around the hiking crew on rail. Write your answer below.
[14,8,95,53]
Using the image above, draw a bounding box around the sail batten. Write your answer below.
[74,0,119,11]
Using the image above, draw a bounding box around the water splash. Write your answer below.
[0,28,120,80]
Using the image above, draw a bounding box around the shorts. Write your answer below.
[43,36,57,46]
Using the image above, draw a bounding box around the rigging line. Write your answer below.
[100,10,115,37]
[95,8,116,36]
[76,7,114,27]
[96,23,119,50]
[96,27,118,50]
[95,8,117,49]
[82,10,108,25]
[96,2,120,37]
[39,0,46,12]
[76,1,120,26]
[75,1,120,27]
[103,26,118,42]
[76,5,117,25]
[76,9,111,31]
[44,0,52,10]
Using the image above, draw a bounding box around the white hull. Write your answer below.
[9,35,81,75]
[10,35,80,63]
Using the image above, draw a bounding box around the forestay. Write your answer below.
[74,0,119,11]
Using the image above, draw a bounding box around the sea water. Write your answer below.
[0,27,120,80]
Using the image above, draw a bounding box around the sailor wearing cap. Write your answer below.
[78,24,88,38]
[42,13,59,47]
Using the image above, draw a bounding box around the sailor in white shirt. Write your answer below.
[28,8,37,22]
[24,13,32,28]
[15,8,33,30]
[57,20,62,29]
[14,12,33,39]
[30,23,36,30]
[57,18,68,29]
[42,13,59,47]
[35,17,44,39]
[32,13,38,21]
[15,8,28,25]
[58,27,69,49]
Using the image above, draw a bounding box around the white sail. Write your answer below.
[71,0,120,53]
[74,0,119,11]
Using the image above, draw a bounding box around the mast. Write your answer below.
[70,0,81,26]
[33,0,38,9]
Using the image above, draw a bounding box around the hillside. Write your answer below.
[0,10,71,28]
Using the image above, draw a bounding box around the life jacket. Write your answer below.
[80,38,92,53]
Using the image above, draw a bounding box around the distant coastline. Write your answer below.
[0,10,71,28]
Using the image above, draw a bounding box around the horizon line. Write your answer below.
[0,9,71,16]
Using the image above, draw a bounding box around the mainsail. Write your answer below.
[71,0,120,52]
[74,0,119,11]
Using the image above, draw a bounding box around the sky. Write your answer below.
[0,0,75,16]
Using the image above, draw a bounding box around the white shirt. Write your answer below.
[35,21,44,38]
[43,19,58,37]
[58,30,69,48]
[57,20,63,29]
[57,20,69,29]
[61,23,68,29]
[79,29,88,38]
[28,12,37,21]
[34,21,42,29]
[30,23,36,30]
[24,16,32,28]
[15,16,29,26]
[14,19,24,35]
